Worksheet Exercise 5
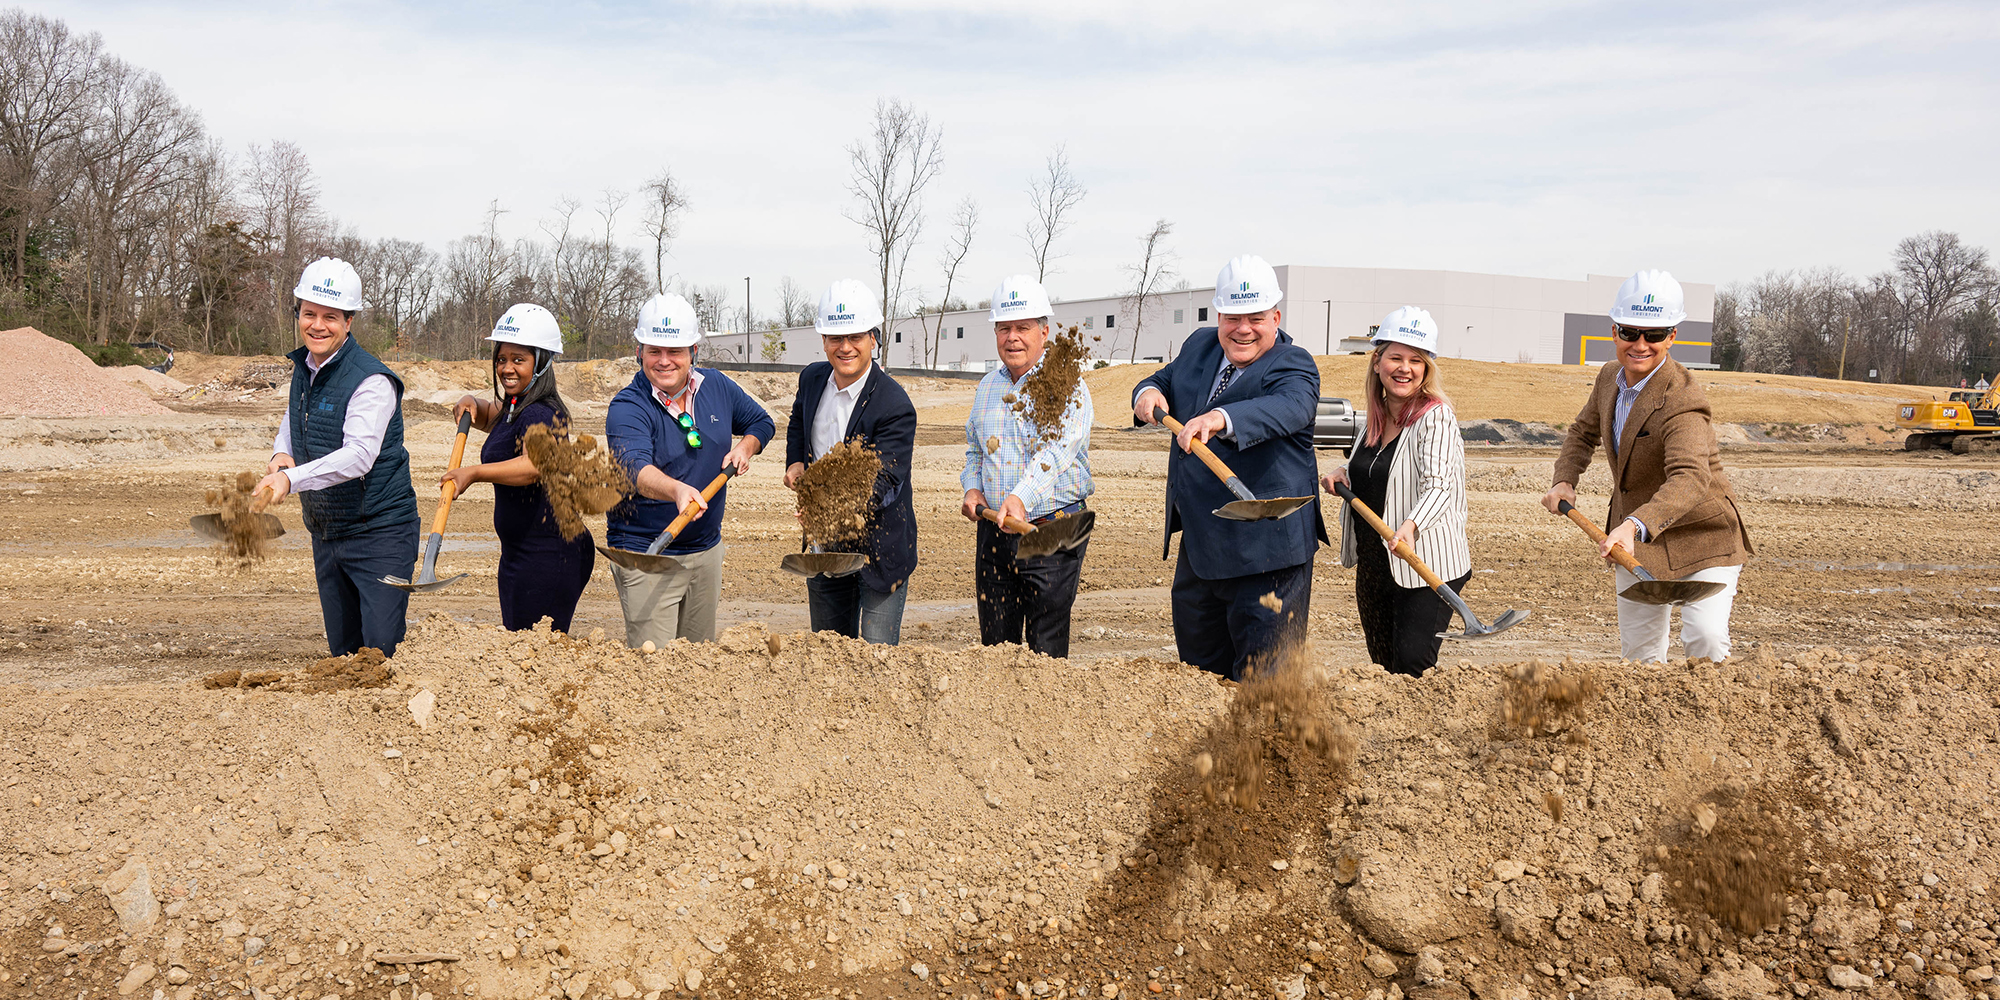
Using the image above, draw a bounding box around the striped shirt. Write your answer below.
[960,361,1095,519]
[1336,402,1469,588]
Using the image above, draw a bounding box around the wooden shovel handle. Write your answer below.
[431,410,476,535]
[666,470,733,536]
[1332,481,1445,589]
[1153,406,1243,488]
[249,484,277,514]
[1555,499,1645,574]
[975,504,1036,535]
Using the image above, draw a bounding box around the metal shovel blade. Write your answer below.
[1213,495,1314,522]
[382,532,467,593]
[190,512,284,542]
[781,552,868,578]
[1436,587,1530,641]
[1618,577,1728,607]
[1016,510,1092,559]
[597,544,687,573]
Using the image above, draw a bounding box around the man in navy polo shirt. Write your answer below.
[604,292,774,647]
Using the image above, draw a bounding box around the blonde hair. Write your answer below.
[1361,343,1450,448]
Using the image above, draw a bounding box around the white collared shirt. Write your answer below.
[811,365,870,459]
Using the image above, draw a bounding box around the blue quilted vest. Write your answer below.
[286,340,419,540]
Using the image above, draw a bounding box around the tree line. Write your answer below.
[1712,232,1997,386]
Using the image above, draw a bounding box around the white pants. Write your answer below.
[1614,563,1743,663]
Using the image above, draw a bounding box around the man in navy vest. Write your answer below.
[255,257,422,658]
[604,292,774,647]
[783,280,918,643]
[1132,255,1327,680]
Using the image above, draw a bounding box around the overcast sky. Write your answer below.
[33,0,2000,318]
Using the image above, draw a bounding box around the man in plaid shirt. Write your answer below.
[959,274,1095,657]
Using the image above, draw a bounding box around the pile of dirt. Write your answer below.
[1020,325,1090,442]
[115,366,189,395]
[0,328,171,417]
[521,424,630,541]
[794,439,881,545]
[4,625,1999,1000]
[199,471,277,562]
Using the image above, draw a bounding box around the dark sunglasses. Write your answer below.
[1614,325,1673,343]
[675,411,703,449]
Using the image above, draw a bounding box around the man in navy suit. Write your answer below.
[1132,255,1327,680]
[784,280,918,643]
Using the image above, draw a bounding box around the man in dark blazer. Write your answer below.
[784,280,918,643]
[1132,255,1327,680]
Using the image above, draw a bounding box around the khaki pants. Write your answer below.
[611,542,724,648]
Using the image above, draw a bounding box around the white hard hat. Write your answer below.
[632,293,702,347]
[293,257,364,312]
[486,303,564,355]
[1212,255,1283,315]
[814,279,884,336]
[1609,270,1687,329]
[1374,306,1439,357]
[989,274,1053,324]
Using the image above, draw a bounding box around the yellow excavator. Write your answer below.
[1899,384,2000,452]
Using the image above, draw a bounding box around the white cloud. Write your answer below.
[35,0,2000,319]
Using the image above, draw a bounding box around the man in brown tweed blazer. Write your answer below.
[1543,270,1752,662]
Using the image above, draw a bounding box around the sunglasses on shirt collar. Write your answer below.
[1614,325,1674,344]
[675,411,702,449]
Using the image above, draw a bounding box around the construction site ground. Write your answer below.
[2,343,1998,1000]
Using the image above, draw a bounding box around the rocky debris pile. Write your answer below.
[2,628,1998,1000]
[0,328,171,417]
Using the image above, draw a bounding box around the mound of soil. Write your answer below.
[203,647,393,692]
[3,625,1998,1000]
[522,424,631,541]
[0,328,171,417]
[795,440,881,546]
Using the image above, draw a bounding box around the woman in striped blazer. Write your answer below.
[1321,307,1469,676]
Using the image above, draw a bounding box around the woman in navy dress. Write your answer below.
[445,304,595,632]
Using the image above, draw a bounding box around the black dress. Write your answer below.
[483,401,595,632]
[1347,430,1468,676]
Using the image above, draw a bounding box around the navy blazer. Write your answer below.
[1132,328,1328,579]
[785,362,918,592]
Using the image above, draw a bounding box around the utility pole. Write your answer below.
[744,277,753,363]
[1323,299,1332,355]
[1838,314,1850,381]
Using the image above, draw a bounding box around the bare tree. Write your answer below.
[0,10,101,292]
[776,275,812,328]
[918,196,977,367]
[846,98,944,365]
[1022,145,1085,283]
[1120,219,1176,362]
[639,168,687,294]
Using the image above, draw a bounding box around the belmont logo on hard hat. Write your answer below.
[1212,255,1283,315]
[1375,305,1439,357]
[1610,270,1687,328]
[815,280,881,336]
[988,275,1052,323]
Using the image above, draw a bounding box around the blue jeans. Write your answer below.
[806,574,908,644]
[309,519,420,658]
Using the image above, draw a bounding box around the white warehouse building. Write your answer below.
[751,265,1714,372]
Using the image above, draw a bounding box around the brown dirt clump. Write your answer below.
[521,422,630,541]
[794,439,881,546]
[202,647,392,691]
[1020,324,1089,440]
[201,469,276,562]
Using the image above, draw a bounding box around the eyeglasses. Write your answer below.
[1614,325,1673,343]
[675,411,703,449]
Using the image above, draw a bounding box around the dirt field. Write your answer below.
[2,344,1998,1000]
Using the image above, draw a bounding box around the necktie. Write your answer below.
[1209,365,1237,406]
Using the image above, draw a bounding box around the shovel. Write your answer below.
[189,484,284,542]
[780,545,868,579]
[598,469,733,573]
[1554,499,1729,606]
[382,411,473,594]
[1333,481,1528,640]
[975,504,1092,559]
[1152,405,1313,521]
